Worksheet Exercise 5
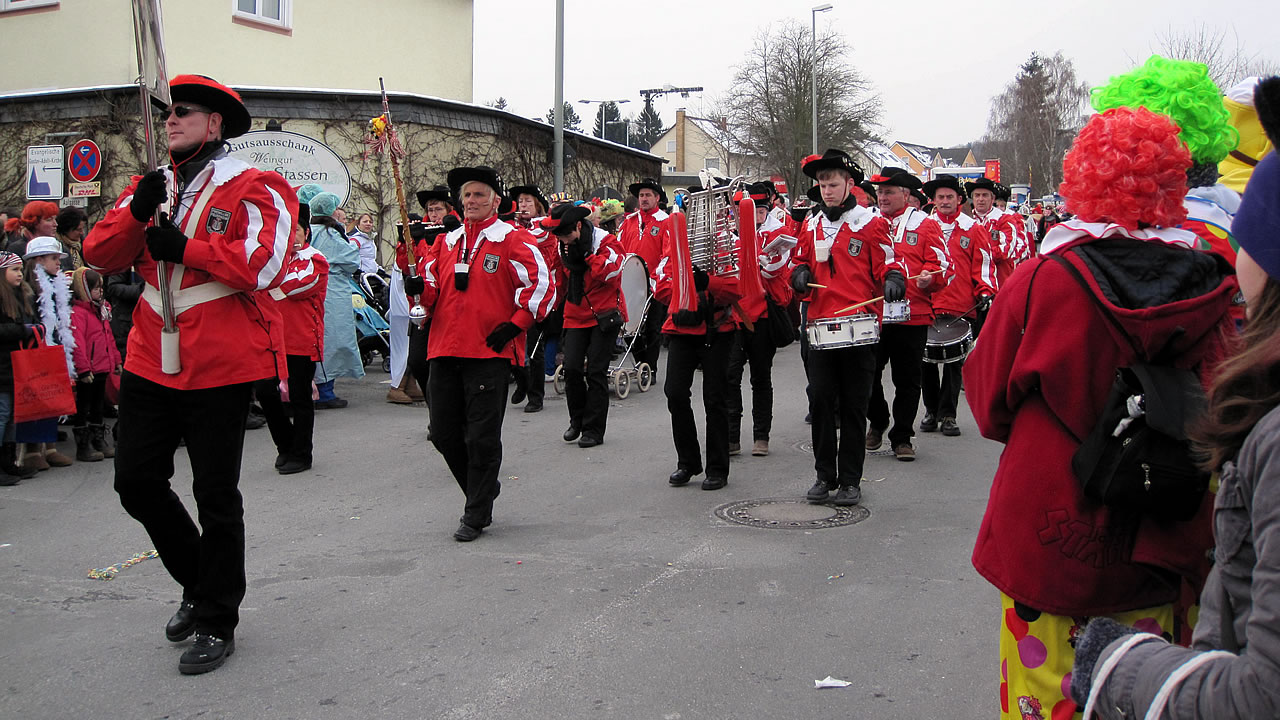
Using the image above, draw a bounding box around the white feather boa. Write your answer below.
[33,269,76,377]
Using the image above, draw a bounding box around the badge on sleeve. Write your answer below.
[960,235,971,249]
[482,253,500,273]
[847,238,863,257]
[905,231,918,246]
[206,207,232,235]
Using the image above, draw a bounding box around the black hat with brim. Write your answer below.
[447,166,505,199]
[868,167,923,190]
[858,181,876,197]
[964,177,999,196]
[628,178,668,204]
[541,203,593,236]
[508,185,550,214]
[922,175,965,199]
[802,149,865,184]
[994,182,1011,201]
[911,189,928,206]
[169,74,252,138]
[740,181,774,208]
[416,184,452,210]
[806,185,823,205]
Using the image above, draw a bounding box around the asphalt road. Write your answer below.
[0,343,1003,719]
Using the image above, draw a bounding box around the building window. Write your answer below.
[704,157,720,170]
[233,0,290,29]
[666,140,677,152]
[1,0,58,11]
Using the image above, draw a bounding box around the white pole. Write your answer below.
[553,0,565,192]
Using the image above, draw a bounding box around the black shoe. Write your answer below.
[523,402,543,413]
[865,426,885,451]
[941,417,961,436]
[244,411,267,430]
[0,474,19,486]
[701,476,727,491]
[274,453,288,470]
[453,523,482,542]
[277,458,311,475]
[668,468,699,486]
[804,412,812,424]
[578,434,602,448]
[833,485,862,506]
[314,398,348,410]
[806,480,833,502]
[165,601,197,642]
[920,413,938,432]
[179,634,235,675]
[563,425,581,442]
[727,443,741,456]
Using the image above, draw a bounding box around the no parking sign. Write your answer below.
[68,139,102,183]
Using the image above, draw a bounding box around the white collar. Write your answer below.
[760,212,783,233]
[807,203,876,234]
[444,218,517,250]
[1039,218,1198,255]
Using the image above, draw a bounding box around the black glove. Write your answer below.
[790,207,810,223]
[1070,618,1141,706]
[791,265,813,294]
[693,267,709,292]
[510,366,528,404]
[403,275,425,296]
[977,294,994,312]
[130,170,168,222]
[883,270,906,303]
[403,221,426,243]
[441,215,461,232]
[563,239,587,270]
[145,213,189,264]
[672,309,703,327]
[484,321,523,352]
[22,324,37,340]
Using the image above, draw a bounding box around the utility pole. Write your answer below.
[553,0,564,192]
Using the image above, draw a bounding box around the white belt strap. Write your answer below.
[143,281,239,318]
[1141,650,1234,720]
[1081,633,1161,719]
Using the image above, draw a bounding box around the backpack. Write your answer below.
[1049,253,1211,521]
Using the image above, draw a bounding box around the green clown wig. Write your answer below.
[1092,55,1237,168]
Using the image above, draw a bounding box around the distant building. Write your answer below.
[649,109,771,198]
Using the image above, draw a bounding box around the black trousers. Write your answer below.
[920,313,983,420]
[799,301,813,414]
[635,299,667,379]
[524,323,547,407]
[254,354,316,462]
[113,371,252,639]
[74,374,107,425]
[868,324,929,448]
[562,324,620,439]
[809,344,876,487]
[407,320,431,406]
[726,326,777,443]
[664,331,734,479]
[428,357,509,530]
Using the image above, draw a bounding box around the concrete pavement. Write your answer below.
[0,344,1003,719]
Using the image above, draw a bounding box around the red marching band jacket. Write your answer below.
[267,243,328,360]
[557,227,627,329]
[733,213,795,324]
[618,208,670,274]
[83,156,295,390]
[928,211,998,318]
[651,216,742,336]
[791,204,902,322]
[974,207,1023,285]
[418,215,556,362]
[880,207,950,327]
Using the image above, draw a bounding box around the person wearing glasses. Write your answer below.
[84,74,296,676]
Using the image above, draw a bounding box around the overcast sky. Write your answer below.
[473,0,1280,150]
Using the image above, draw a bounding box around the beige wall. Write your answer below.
[0,0,472,101]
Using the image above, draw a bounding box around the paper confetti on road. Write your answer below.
[87,550,159,581]
[815,676,852,689]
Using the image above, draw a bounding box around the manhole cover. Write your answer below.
[793,439,893,457]
[714,497,870,530]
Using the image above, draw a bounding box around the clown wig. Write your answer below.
[1091,55,1237,171]
[1059,107,1192,230]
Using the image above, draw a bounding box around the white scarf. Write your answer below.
[33,268,76,377]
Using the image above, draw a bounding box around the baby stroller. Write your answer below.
[354,270,392,372]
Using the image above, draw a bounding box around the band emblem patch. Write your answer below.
[847,238,863,257]
[482,253,500,273]
[206,207,232,235]
[960,235,971,249]
[905,231,918,246]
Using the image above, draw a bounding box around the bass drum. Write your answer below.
[924,317,974,364]
[620,253,650,336]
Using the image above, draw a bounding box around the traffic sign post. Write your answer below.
[68,139,103,183]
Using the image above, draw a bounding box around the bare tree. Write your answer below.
[710,20,881,196]
[979,52,1089,197]
[1150,23,1275,89]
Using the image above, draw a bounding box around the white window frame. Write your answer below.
[232,0,291,30]
[666,140,677,153]
[1,0,58,12]
[703,157,720,170]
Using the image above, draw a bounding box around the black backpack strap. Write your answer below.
[1046,252,1145,361]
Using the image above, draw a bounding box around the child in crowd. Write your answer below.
[0,251,37,483]
[17,237,75,470]
[69,268,121,462]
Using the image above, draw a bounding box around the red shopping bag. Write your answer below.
[11,329,77,423]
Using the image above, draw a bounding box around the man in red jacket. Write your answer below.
[865,167,950,461]
[966,176,1022,284]
[789,149,906,506]
[920,175,997,437]
[405,166,556,542]
[618,178,670,381]
[83,74,295,674]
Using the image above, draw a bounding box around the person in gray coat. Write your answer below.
[1071,77,1280,719]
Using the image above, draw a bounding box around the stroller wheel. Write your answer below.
[614,369,631,399]
[637,363,652,392]
[382,355,391,373]
[360,350,372,368]
[553,365,565,395]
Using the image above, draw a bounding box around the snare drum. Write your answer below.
[807,314,880,349]
[619,254,650,336]
[881,300,911,324]
[923,317,974,364]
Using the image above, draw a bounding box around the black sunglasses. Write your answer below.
[159,105,211,120]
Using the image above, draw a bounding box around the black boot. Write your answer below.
[91,423,115,458]
[74,427,104,462]
[1,443,36,481]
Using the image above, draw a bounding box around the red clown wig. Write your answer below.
[1059,107,1191,230]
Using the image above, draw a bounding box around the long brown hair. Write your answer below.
[0,269,34,322]
[1193,277,1280,470]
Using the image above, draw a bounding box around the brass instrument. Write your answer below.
[676,173,745,277]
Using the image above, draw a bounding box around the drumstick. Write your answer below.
[807,283,828,289]
[731,302,755,332]
[832,271,936,315]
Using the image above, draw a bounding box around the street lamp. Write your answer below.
[605,119,632,147]
[811,3,833,156]
[578,99,631,139]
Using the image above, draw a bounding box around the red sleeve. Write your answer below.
[971,226,999,296]
[706,275,741,305]
[279,250,328,300]
[181,173,297,292]
[418,233,442,314]
[587,234,626,292]
[866,217,900,285]
[508,231,556,329]
[82,175,148,275]
[919,219,950,292]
